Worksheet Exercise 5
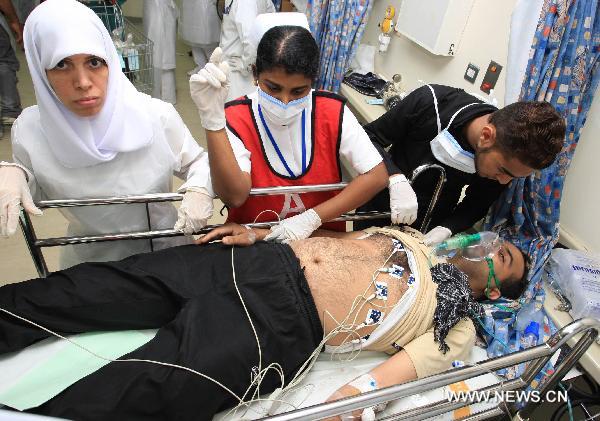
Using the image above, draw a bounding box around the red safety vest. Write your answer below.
[225,91,346,231]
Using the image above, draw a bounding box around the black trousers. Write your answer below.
[0,242,322,420]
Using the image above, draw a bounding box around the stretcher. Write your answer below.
[19,163,447,278]
[13,165,600,420]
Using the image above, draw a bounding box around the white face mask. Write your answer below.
[424,84,479,174]
[430,129,476,173]
[257,87,310,126]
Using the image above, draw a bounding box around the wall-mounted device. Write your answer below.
[378,73,405,110]
[464,63,479,84]
[378,6,396,53]
[480,61,502,94]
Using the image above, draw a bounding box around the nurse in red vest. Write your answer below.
[190,15,388,242]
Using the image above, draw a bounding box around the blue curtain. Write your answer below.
[271,0,282,11]
[306,0,373,92]
[481,0,600,382]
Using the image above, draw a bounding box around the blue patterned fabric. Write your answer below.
[482,0,600,384]
[271,0,282,11]
[306,0,373,92]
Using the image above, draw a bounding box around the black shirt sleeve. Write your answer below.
[441,176,507,234]
[364,85,439,176]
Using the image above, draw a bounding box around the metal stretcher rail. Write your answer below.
[19,164,446,277]
[263,318,600,421]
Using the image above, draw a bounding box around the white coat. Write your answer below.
[12,97,213,269]
[143,0,178,70]
[179,0,221,47]
[143,0,178,102]
[220,0,275,101]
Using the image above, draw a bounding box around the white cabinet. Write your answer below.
[394,0,475,56]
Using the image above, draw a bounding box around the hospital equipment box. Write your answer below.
[394,0,474,56]
[545,248,600,321]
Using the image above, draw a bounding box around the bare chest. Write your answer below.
[290,235,412,344]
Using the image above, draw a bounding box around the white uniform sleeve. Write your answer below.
[232,1,258,74]
[10,118,41,202]
[225,126,252,174]
[160,103,214,196]
[339,106,383,174]
[231,0,276,72]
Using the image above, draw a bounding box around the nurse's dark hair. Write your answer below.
[255,25,319,81]
[490,101,566,170]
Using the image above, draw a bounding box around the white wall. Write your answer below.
[559,93,600,252]
[360,0,599,253]
[361,0,517,104]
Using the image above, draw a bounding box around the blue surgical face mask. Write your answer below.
[257,87,310,126]
[425,84,479,174]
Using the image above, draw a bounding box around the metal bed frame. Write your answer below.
[264,318,600,421]
[13,163,599,420]
[19,164,446,278]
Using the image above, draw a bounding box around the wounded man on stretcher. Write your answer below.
[0,224,526,420]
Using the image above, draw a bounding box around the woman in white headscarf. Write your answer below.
[0,0,214,269]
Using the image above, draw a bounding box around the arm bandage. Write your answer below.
[343,374,388,421]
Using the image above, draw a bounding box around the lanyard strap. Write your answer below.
[425,84,480,133]
[258,105,306,178]
[301,109,306,172]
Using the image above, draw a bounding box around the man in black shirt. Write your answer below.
[355,84,565,246]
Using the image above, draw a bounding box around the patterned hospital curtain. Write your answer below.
[481,0,600,381]
[271,0,282,11]
[306,0,373,92]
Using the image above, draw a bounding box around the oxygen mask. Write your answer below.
[432,231,503,261]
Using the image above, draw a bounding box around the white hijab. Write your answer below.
[24,0,153,168]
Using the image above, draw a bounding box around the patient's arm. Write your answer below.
[196,223,270,246]
[324,350,417,419]
[370,349,418,387]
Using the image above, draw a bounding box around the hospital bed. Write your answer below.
[10,167,600,420]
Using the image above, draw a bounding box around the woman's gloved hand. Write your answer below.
[0,165,42,237]
[189,47,229,131]
[388,174,418,225]
[424,226,452,247]
[174,187,214,235]
[264,209,322,243]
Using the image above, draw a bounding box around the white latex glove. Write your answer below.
[189,47,230,131]
[424,226,452,247]
[0,165,42,237]
[389,174,418,225]
[264,209,322,243]
[174,187,214,235]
